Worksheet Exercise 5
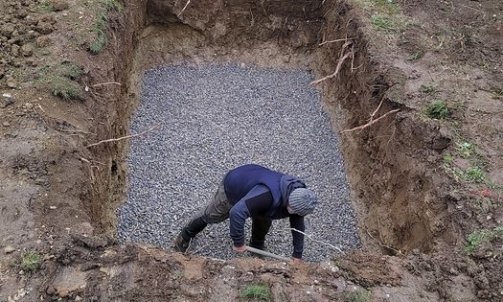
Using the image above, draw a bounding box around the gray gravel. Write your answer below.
[117,64,361,262]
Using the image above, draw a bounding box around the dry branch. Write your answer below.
[178,0,191,17]
[343,109,400,133]
[319,38,349,46]
[370,96,385,121]
[91,82,122,88]
[310,52,352,85]
[86,124,159,148]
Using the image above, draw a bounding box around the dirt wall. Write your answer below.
[313,1,455,253]
[85,0,148,232]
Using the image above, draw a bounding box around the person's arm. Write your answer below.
[229,185,273,248]
[289,214,305,259]
[229,200,250,247]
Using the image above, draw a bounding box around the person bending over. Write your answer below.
[174,164,318,262]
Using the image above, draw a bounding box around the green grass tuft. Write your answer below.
[21,251,42,272]
[88,0,122,54]
[456,142,474,158]
[465,227,503,255]
[425,100,449,119]
[345,289,371,302]
[59,61,83,80]
[442,153,454,163]
[371,15,395,31]
[38,0,54,12]
[371,0,399,15]
[420,84,435,94]
[36,62,84,101]
[408,50,424,61]
[465,167,485,183]
[49,76,84,100]
[240,284,271,301]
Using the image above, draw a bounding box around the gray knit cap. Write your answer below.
[288,188,318,216]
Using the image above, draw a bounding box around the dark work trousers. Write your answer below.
[182,182,272,249]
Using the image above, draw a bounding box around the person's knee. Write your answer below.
[205,212,228,224]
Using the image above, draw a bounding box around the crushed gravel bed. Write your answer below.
[117,64,361,262]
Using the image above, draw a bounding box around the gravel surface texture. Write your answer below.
[117,64,361,262]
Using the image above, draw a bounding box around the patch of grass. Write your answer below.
[475,197,497,213]
[371,15,395,31]
[442,153,454,163]
[344,289,371,302]
[424,100,449,119]
[465,167,486,183]
[371,0,399,15]
[38,0,54,12]
[21,251,42,272]
[240,284,271,301]
[420,84,435,94]
[102,0,122,11]
[88,0,122,54]
[49,76,84,100]
[89,11,108,54]
[465,226,503,256]
[408,50,424,61]
[58,61,83,80]
[456,142,474,158]
[36,62,84,101]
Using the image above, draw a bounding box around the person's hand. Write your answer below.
[291,257,303,265]
[232,244,247,253]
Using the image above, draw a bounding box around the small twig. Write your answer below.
[178,0,191,17]
[369,96,385,121]
[86,124,159,148]
[57,128,93,135]
[290,228,344,254]
[249,8,254,26]
[343,109,400,132]
[91,82,122,88]
[319,38,350,46]
[79,158,96,182]
[310,52,352,85]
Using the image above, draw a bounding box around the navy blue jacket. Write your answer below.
[224,164,307,258]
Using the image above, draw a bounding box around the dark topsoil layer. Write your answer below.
[0,0,502,301]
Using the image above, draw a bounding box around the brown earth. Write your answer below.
[0,0,502,301]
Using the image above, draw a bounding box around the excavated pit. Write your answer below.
[89,0,449,261]
[118,64,360,261]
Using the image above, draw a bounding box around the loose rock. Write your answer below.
[36,35,52,47]
[6,75,17,88]
[35,22,54,35]
[51,0,69,11]
[21,43,34,57]
[1,94,15,108]
[11,45,20,57]
[4,245,15,253]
